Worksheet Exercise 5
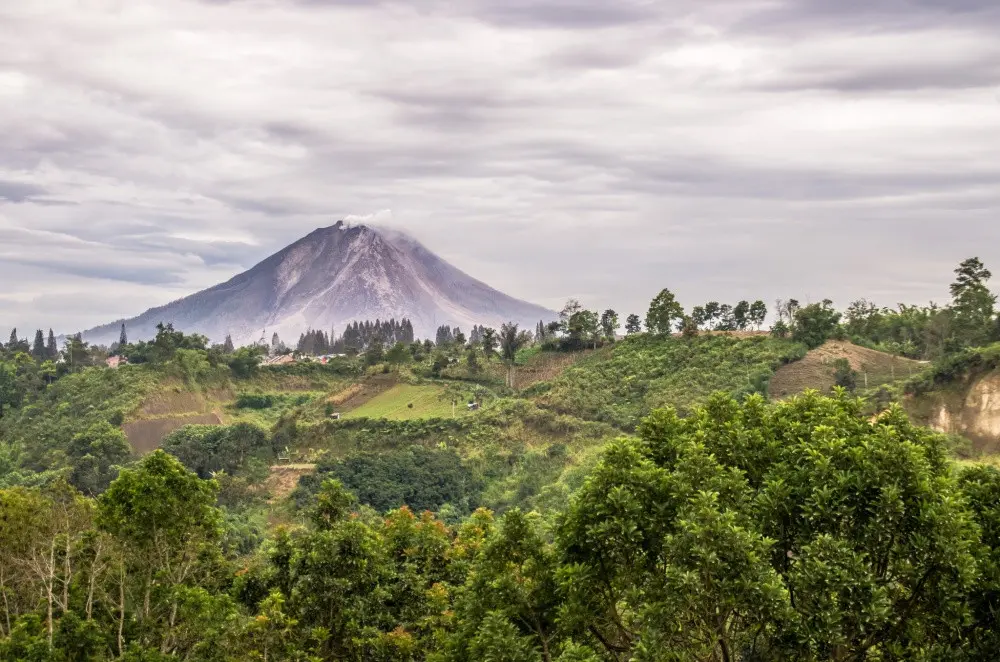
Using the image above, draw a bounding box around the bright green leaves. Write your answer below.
[557,391,982,660]
[97,449,220,547]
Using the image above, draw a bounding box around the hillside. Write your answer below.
[531,333,807,429]
[768,340,927,399]
[902,344,1000,455]
[78,222,556,345]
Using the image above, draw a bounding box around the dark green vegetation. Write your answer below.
[2,394,1000,660]
[5,256,1000,659]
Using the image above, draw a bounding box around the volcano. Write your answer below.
[79,222,556,346]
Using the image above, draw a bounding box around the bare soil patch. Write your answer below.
[266,464,316,503]
[329,374,397,413]
[769,340,925,399]
[514,350,596,390]
[124,412,222,454]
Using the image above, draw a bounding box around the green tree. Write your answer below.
[831,358,857,392]
[957,465,1000,658]
[174,348,211,384]
[454,509,559,661]
[67,421,132,495]
[557,393,978,660]
[749,300,768,330]
[645,289,683,335]
[950,257,996,347]
[703,301,722,328]
[466,347,481,374]
[63,334,91,371]
[566,310,599,350]
[599,310,618,341]
[365,339,385,367]
[0,361,17,418]
[385,342,410,366]
[679,315,699,338]
[30,330,45,360]
[624,314,642,335]
[119,324,128,350]
[97,450,222,652]
[500,323,532,388]
[733,300,750,331]
[45,329,57,360]
[792,300,841,348]
[482,328,498,361]
[717,303,735,331]
[228,346,263,378]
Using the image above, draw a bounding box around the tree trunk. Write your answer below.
[143,566,152,619]
[85,539,102,621]
[118,571,126,656]
[62,533,71,614]
[0,567,10,637]
[47,541,55,648]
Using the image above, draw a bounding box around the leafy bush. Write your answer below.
[904,342,1000,396]
[235,393,275,409]
[832,358,857,391]
[161,422,274,479]
[298,445,482,514]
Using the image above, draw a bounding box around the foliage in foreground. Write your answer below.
[2,392,1000,660]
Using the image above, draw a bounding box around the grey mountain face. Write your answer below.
[79,222,557,346]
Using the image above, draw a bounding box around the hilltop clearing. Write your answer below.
[768,340,926,399]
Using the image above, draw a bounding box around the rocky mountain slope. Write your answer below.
[79,222,556,345]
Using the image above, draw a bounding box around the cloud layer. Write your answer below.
[1,0,999,336]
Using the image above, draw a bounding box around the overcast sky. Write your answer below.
[2,0,999,336]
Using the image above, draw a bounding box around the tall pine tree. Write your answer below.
[31,329,45,359]
[46,329,57,359]
[119,323,128,349]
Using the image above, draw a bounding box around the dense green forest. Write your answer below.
[2,257,1000,659]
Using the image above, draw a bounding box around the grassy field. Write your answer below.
[342,383,467,420]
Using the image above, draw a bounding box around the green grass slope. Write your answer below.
[342,383,458,420]
[531,334,807,429]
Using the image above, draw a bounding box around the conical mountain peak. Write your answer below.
[78,224,555,345]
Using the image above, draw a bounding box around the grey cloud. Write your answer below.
[0,180,48,202]
[738,0,1000,32]
[761,65,1000,92]
[620,157,1000,202]
[3,257,188,286]
[466,0,660,29]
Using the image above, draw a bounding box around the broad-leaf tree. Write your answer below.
[645,289,684,335]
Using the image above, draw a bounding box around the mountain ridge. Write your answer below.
[78,222,556,345]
